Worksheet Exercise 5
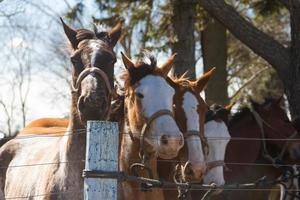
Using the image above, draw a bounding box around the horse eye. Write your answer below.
[135,92,144,99]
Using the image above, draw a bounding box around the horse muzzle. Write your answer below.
[157,133,184,159]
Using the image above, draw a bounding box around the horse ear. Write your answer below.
[192,67,216,93]
[60,17,78,49]
[121,52,134,70]
[159,53,177,78]
[225,102,235,112]
[109,22,122,47]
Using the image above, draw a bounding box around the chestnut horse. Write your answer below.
[159,74,231,200]
[0,19,121,199]
[210,98,300,200]
[119,51,184,200]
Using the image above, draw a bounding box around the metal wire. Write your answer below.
[0,129,86,141]
[121,134,300,141]
[1,130,298,142]
[4,189,83,199]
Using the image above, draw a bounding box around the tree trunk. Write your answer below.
[286,1,300,119]
[199,0,300,119]
[201,17,229,105]
[171,0,196,79]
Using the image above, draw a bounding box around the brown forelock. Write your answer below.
[75,28,113,44]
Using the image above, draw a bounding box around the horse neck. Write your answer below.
[120,136,159,181]
[62,90,86,171]
[119,115,159,178]
[227,113,262,164]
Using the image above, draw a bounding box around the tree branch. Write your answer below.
[199,0,290,79]
[230,67,269,100]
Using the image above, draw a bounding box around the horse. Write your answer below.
[209,98,300,200]
[158,74,231,200]
[0,18,121,199]
[119,51,184,200]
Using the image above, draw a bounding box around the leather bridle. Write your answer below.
[128,109,176,182]
[71,66,114,119]
[128,109,175,159]
[251,109,298,166]
[184,130,226,173]
[71,66,112,94]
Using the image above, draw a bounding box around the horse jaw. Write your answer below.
[136,75,183,158]
[203,120,230,186]
[182,91,206,179]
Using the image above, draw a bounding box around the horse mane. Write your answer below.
[121,51,157,88]
[229,97,280,128]
[75,28,95,42]
[75,24,113,45]
[169,73,192,88]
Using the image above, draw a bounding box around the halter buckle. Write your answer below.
[130,162,154,192]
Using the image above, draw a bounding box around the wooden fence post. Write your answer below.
[84,121,119,200]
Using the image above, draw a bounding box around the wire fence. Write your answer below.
[1,129,300,169]
[4,186,300,200]
[1,128,300,199]
[1,130,299,141]
[1,159,300,170]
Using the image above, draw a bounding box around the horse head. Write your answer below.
[251,97,300,161]
[167,68,216,181]
[203,104,231,186]
[61,18,121,123]
[122,51,184,159]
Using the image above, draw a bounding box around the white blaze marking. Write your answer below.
[135,75,183,154]
[203,120,230,186]
[182,92,205,164]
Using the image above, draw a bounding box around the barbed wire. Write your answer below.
[4,189,84,199]
[1,129,298,142]
[0,129,86,141]
[121,134,300,141]
[4,185,300,200]
[1,158,300,170]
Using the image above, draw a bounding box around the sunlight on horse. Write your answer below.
[0,19,121,200]
[119,51,184,200]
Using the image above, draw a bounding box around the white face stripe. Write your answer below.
[135,75,183,157]
[137,75,174,118]
[182,92,205,164]
[203,120,230,186]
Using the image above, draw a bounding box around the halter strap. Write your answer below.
[251,109,298,166]
[185,130,209,157]
[139,109,174,156]
[206,160,226,172]
[185,130,201,138]
[71,67,112,94]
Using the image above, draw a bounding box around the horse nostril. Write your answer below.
[161,135,168,145]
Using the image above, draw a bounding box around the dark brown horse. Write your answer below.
[205,98,300,200]
[0,19,121,199]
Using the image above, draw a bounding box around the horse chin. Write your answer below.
[77,108,108,125]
